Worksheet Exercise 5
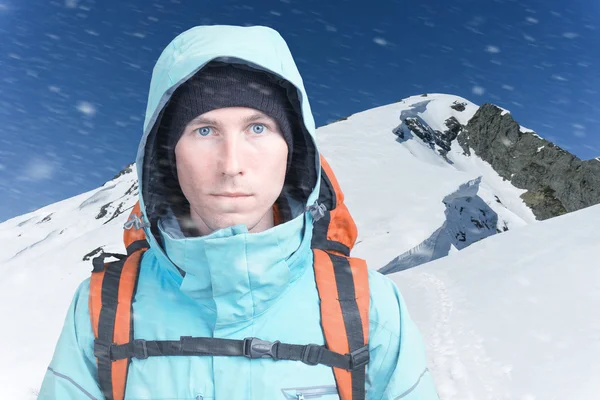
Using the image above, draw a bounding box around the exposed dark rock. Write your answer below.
[404,117,453,154]
[37,213,53,224]
[124,182,138,197]
[520,186,568,220]
[450,101,467,112]
[457,103,600,220]
[442,116,463,144]
[111,162,134,181]
[104,202,128,225]
[96,202,111,220]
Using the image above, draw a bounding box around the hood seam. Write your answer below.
[244,233,256,321]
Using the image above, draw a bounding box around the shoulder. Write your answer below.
[70,277,93,329]
[366,268,405,338]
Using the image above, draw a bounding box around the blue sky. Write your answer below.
[0,0,598,222]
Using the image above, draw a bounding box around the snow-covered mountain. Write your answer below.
[319,94,539,273]
[392,201,600,400]
[1,93,598,399]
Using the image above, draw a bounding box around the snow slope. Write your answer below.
[1,94,559,399]
[0,167,138,400]
[392,202,600,400]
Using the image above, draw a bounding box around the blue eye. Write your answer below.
[196,127,213,136]
[251,123,265,134]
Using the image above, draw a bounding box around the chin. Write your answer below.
[212,214,254,229]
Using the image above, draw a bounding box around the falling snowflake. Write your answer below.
[472,86,485,95]
[373,37,388,46]
[21,158,56,181]
[76,101,96,116]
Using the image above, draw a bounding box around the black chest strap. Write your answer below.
[95,336,369,371]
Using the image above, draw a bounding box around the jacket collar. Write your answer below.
[155,200,312,326]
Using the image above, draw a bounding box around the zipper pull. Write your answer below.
[306,201,327,222]
[123,213,150,230]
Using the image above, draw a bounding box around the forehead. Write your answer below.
[188,108,274,126]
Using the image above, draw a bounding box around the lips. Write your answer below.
[213,193,252,198]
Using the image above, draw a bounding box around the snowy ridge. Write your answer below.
[393,202,600,400]
[2,164,138,266]
[318,93,536,272]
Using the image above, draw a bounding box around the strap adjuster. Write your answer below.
[348,345,370,369]
[93,340,112,360]
[301,344,324,366]
[243,337,280,360]
[133,339,148,360]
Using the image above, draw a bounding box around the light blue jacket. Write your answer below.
[38,25,439,400]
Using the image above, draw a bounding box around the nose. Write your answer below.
[219,134,243,176]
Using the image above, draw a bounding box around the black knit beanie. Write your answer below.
[162,61,296,179]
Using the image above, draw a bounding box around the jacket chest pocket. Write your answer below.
[281,385,340,399]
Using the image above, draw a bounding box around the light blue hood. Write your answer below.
[134,25,322,323]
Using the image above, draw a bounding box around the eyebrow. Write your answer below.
[188,112,273,126]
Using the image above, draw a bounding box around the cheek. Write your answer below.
[257,144,288,175]
[175,144,212,186]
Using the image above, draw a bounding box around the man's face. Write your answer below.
[174,107,289,235]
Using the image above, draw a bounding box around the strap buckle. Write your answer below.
[133,339,149,360]
[301,344,324,366]
[348,345,370,370]
[243,337,280,360]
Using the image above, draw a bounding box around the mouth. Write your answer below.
[212,193,253,198]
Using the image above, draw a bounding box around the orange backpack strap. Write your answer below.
[89,202,149,400]
[311,155,370,400]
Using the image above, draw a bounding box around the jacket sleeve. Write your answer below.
[38,278,104,400]
[366,273,439,400]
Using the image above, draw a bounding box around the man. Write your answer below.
[38,25,439,399]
